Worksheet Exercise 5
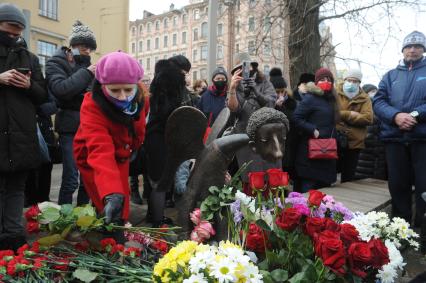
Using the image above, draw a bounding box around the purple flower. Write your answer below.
[230,200,243,223]
[274,198,284,209]
[293,204,310,216]
[288,192,303,198]
[332,202,353,220]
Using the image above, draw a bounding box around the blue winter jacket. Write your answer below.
[373,57,426,142]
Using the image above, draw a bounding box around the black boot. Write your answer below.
[130,175,143,205]
[8,236,27,252]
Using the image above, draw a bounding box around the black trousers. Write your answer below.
[338,148,361,183]
[385,142,426,227]
[25,162,53,206]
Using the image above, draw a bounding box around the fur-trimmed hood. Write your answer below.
[305,82,324,96]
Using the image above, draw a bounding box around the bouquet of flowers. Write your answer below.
[0,239,152,282]
[153,240,262,283]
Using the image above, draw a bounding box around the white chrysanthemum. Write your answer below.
[245,251,258,264]
[377,264,398,283]
[235,191,253,206]
[189,250,214,273]
[210,257,237,283]
[260,209,274,228]
[183,273,208,283]
[239,263,263,283]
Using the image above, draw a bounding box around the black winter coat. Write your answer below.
[293,83,337,184]
[0,45,48,172]
[354,118,387,180]
[45,47,93,134]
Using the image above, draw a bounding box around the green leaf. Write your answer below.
[40,207,60,224]
[271,269,288,282]
[73,269,98,283]
[260,270,274,283]
[352,276,363,283]
[256,219,272,231]
[77,215,96,228]
[60,224,73,238]
[38,234,63,247]
[258,259,269,271]
[208,186,220,194]
[288,272,307,283]
[60,204,74,216]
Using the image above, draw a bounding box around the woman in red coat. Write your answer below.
[73,51,148,225]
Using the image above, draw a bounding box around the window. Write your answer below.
[236,0,241,11]
[217,23,223,36]
[182,31,187,44]
[173,34,177,46]
[147,23,151,32]
[200,68,207,79]
[164,18,168,29]
[146,58,151,70]
[155,37,159,49]
[193,28,199,41]
[201,45,208,61]
[131,42,136,53]
[201,22,208,38]
[155,20,160,30]
[263,41,271,55]
[264,65,270,75]
[139,25,143,35]
[218,4,223,15]
[249,0,257,8]
[264,17,272,33]
[139,59,143,66]
[182,14,188,24]
[131,27,136,36]
[193,49,198,62]
[248,17,255,32]
[248,41,255,55]
[138,40,143,52]
[37,40,56,74]
[236,21,240,34]
[164,35,168,47]
[236,43,240,53]
[173,16,178,26]
[217,45,223,60]
[147,39,151,51]
[39,0,58,20]
[193,9,200,20]
[193,71,198,81]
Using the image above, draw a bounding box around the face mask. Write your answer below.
[0,30,18,47]
[102,85,138,112]
[343,81,359,99]
[213,80,227,91]
[317,81,333,92]
[71,48,91,66]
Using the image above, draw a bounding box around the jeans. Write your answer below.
[0,171,28,240]
[58,134,89,205]
[385,142,426,227]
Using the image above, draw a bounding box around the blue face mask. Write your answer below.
[343,81,359,99]
[102,86,138,113]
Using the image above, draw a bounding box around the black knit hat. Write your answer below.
[0,3,26,28]
[69,20,97,50]
[169,55,191,72]
[211,67,228,81]
[269,67,287,89]
[297,73,315,86]
[362,84,377,94]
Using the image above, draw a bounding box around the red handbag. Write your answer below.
[308,138,338,160]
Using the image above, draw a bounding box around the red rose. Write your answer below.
[32,259,44,270]
[314,231,346,275]
[275,207,302,231]
[308,190,325,207]
[30,242,40,253]
[367,238,390,269]
[246,223,268,253]
[0,260,7,267]
[340,223,360,247]
[305,217,325,237]
[266,168,289,188]
[152,240,168,255]
[348,242,372,278]
[324,218,341,232]
[53,259,70,271]
[248,172,266,192]
[24,205,41,221]
[26,220,40,234]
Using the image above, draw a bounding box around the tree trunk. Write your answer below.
[286,0,321,88]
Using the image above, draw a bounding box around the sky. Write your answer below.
[129,0,426,85]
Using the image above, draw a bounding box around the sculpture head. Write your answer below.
[246,108,289,162]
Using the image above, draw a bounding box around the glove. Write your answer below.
[103,194,124,224]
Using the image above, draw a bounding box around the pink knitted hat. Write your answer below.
[95,51,144,84]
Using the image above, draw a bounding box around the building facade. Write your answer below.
[12,0,129,73]
[129,0,286,84]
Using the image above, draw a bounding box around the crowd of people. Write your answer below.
[0,3,425,251]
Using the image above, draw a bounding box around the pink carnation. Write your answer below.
[190,220,216,243]
[190,208,202,226]
[293,204,310,216]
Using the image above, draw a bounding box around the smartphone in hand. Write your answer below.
[16,68,30,75]
[242,61,250,80]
